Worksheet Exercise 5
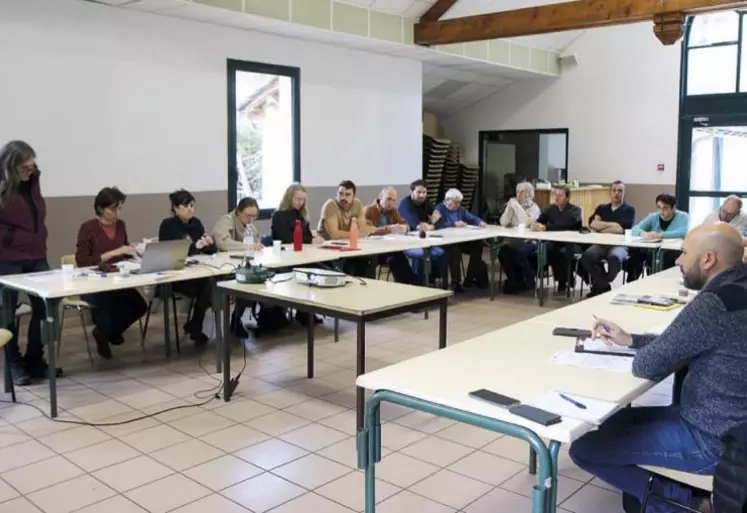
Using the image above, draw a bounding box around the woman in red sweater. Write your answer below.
[75,187,147,360]
[0,141,57,386]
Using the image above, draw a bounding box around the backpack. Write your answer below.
[251,303,290,336]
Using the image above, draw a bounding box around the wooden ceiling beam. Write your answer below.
[420,0,460,21]
[414,0,747,46]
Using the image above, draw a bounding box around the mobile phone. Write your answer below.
[468,389,520,408]
[508,404,562,426]
[552,327,592,338]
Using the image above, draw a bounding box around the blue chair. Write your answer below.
[260,234,273,247]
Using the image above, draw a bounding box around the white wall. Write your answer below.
[444,23,681,185]
[0,0,422,197]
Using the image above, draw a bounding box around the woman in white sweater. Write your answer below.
[498,182,541,294]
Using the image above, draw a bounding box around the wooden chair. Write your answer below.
[57,255,95,368]
[0,328,16,403]
[639,465,713,512]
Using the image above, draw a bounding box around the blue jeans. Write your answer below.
[0,258,50,364]
[405,247,445,284]
[569,406,721,512]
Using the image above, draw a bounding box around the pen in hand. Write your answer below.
[559,393,587,410]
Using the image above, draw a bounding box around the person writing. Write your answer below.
[570,222,747,513]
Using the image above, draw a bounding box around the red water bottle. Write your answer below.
[293,220,303,251]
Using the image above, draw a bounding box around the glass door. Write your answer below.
[678,115,747,225]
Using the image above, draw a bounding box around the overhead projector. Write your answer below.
[293,268,348,288]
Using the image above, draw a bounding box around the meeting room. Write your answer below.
[0,1,746,513]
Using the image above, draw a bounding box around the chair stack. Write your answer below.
[441,144,461,201]
[459,163,480,211]
[422,135,450,202]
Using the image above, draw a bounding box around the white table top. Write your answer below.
[356,266,684,443]
[217,274,452,317]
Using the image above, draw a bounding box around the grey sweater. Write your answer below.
[631,263,747,439]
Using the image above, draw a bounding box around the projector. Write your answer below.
[293,268,348,288]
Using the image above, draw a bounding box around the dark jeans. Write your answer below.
[0,258,49,364]
[570,406,721,512]
[447,242,483,285]
[379,253,416,285]
[231,298,252,329]
[405,246,445,285]
[580,244,628,292]
[343,257,374,278]
[82,289,148,342]
[171,278,211,330]
[546,242,575,288]
[498,242,537,289]
[626,249,680,282]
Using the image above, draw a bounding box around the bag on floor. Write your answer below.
[251,303,290,335]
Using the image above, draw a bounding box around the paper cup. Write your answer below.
[273,240,282,255]
[624,229,632,242]
[517,223,526,236]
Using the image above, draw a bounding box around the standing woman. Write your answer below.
[158,189,215,346]
[0,141,56,385]
[75,187,148,360]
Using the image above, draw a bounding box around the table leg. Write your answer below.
[1,288,13,395]
[356,319,366,430]
[307,314,315,379]
[211,278,223,374]
[536,241,546,307]
[548,440,561,511]
[653,248,662,274]
[423,248,431,320]
[529,447,537,474]
[222,291,232,402]
[334,318,340,342]
[438,300,447,350]
[161,283,172,358]
[43,298,61,418]
[489,240,498,301]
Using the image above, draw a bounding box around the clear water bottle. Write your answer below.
[243,228,255,259]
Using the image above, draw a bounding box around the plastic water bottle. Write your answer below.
[243,228,255,259]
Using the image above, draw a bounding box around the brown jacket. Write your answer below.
[363,201,406,235]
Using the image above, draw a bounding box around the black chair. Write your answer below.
[1,329,16,403]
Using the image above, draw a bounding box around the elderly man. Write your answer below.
[580,181,636,297]
[570,222,747,513]
[702,195,747,235]
[434,188,487,292]
[362,187,415,284]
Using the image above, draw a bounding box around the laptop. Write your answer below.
[131,239,191,274]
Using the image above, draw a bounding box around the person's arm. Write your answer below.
[462,208,483,226]
[398,200,418,230]
[159,217,199,255]
[75,223,98,267]
[499,201,515,227]
[193,218,216,254]
[631,214,654,236]
[270,211,294,244]
[362,205,389,235]
[632,293,724,380]
[324,206,350,240]
[663,212,689,239]
[620,206,636,231]
[536,208,550,226]
[212,215,245,251]
[587,205,602,226]
[434,204,452,229]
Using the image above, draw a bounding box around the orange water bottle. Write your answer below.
[349,217,359,249]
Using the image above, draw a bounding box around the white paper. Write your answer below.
[530,391,619,425]
[579,337,636,356]
[550,350,633,373]
[25,271,62,282]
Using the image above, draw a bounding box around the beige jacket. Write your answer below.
[212,212,259,252]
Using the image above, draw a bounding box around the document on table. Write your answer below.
[530,391,619,425]
[550,350,633,373]
[25,271,64,282]
[577,337,636,356]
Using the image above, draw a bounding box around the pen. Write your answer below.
[592,314,610,334]
[559,393,587,410]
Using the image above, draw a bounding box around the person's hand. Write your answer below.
[592,317,633,347]
[312,236,324,246]
[195,238,207,250]
[594,215,601,221]
[418,222,435,232]
[455,221,467,227]
[394,224,408,234]
[431,210,442,224]
[118,245,138,256]
[202,234,213,246]
[531,223,546,232]
[478,221,487,228]
[590,220,604,231]
[249,243,264,252]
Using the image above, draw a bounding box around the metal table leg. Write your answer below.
[211,278,223,374]
[356,319,366,430]
[536,241,547,307]
[43,298,61,418]
[161,283,172,358]
[307,314,315,379]
[438,300,447,350]
[222,291,233,402]
[489,240,498,301]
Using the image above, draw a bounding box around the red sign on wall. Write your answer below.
[657,164,665,172]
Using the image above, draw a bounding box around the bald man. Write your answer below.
[570,223,747,513]
[362,187,416,284]
[702,195,747,235]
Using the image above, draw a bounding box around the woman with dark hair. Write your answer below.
[0,140,56,385]
[158,189,215,346]
[76,187,148,359]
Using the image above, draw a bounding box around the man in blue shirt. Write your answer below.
[398,179,445,285]
[434,188,487,292]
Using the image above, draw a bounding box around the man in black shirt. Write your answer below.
[532,185,583,293]
[580,181,636,297]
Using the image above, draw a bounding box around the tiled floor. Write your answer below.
[0,285,673,513]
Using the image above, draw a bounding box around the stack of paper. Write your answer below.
[549,350,633,373]
[578,337,636,356]
[531,391,619,425]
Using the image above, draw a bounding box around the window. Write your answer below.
[227,59,300,217]
[685,11,741,95]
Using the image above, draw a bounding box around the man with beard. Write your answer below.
[398,179,445,285]
[318,180,373,277]
[570,222,747,513]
